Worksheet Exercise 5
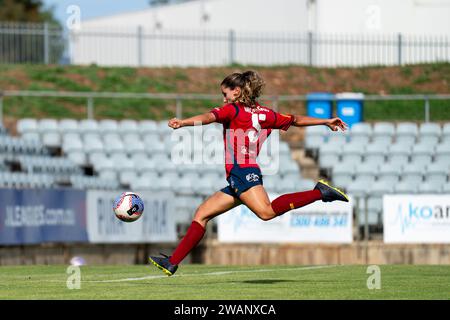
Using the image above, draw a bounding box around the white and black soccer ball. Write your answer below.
[113,192,144,222]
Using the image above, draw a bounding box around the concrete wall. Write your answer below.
[201,240,450,265]
[1,241,449,265]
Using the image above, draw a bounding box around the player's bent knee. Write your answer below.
[254,207,276,221]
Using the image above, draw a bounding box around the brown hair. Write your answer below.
[221,70,265,106]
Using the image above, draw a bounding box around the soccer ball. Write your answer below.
[113,192,144,222]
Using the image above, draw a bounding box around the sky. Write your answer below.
[42,0,151,25]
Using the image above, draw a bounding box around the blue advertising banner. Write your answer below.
[0,188,88,245]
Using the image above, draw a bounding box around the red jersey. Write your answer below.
[210,102,295,177]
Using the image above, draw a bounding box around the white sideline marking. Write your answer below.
[87,265,337,283]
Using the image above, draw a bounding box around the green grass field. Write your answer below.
[0,264,449,300]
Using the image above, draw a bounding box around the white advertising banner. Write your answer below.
[218,194,353,243]
[87,190,177,243]
[383,194,450,243]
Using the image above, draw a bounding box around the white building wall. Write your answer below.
[70,0,450,67]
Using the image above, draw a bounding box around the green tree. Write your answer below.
[0,0,63,63]
[0,0,58,23]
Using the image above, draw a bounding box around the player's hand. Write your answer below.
[326,118,348,132]
[168,118,184,129]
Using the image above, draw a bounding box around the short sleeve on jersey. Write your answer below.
[210,104,238,123]
[272,112,295,131]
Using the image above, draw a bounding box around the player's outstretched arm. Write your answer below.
[168,112,216,129]
[292,115,348,131]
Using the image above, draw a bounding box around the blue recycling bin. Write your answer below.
[335,93,365,128]
[306,93,334,119]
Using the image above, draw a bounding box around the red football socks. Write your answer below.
[169,221,205,265]
[271,189,322,216]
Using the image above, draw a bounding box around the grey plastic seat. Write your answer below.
[418,181,442,194]
[104,138,125,154]
[373,122,395,139]
[434,143,450,163]
[99,119,118,134]
[387,143,411,164]
[305,125,329,140]
[350,122,372,137]
[395,135,416,147]
[59,119,79,133]
[346,179,370,197]
[276,176,296,193]
[326,134,348,147]
[319,143,342,158]
[441,182,450,193]
[341,143,365,163]
[38,119,58,132]
[99,169,117,181]
[305,135,325,149]
[262,175,278,193]
[365,143,387,163]
[419,135,439,146]
[332,161,355,184]
[396,122,418,138]
[318,154,339,169]
[119,171,138,186]
[394,181,418,194]
[66,151,87,166]
[94,157,115,171]
[84,139,104,153]
[378,162,402,182]
[426,161,449,185]
[157,120,173,137]
[442,124,450,141]
[354,162,379,181]
[419,123,441,138]
[41,132,61,148]
[402,162,425,185]
[79,119,99,133]
[370,180,395,196]
[139,120,158,135]
[17,118,38,135]
[411,143,435,164]
[118,119,138,134]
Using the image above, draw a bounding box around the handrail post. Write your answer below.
[87,96,94,119]
[176,97,182,119]
[0,92,3,126]
[424,96,430,123]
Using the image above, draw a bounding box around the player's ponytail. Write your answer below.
[221,70,265,106]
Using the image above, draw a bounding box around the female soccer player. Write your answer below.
[149,71,348,276]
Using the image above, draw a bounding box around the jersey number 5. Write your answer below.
[248,113,266,143]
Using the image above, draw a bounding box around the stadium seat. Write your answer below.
[442,124,450,142]
[41,132,61,148]
[341,142,365,163]
[369,180,394,196]
[139,120,159,135]
[79,119,99,133]
[394,181,418,194]
[396,122,418,138]
[99,169,117,181]
[373,122,395,140]
[276,176,296,193]
[118,119,139,134]
[318,154,339,169]
[441,182,450,194]
[419,123,441,138]
[418,181,442,194]
[354,161,379,181]
[435,143,450,163]
[332,161,355,188]
[426,161,449,185]
[364,143,387,163]
[402,162,425,185]
[262,175,278,193]
[387,143,411,165]
[99,119,118,134]
[38,119,59,133]
[84,139,104,153]
[119,171,138,186]
[294,178,315,191]
[66,151,87,166]
[59,119,79,133]
[411,143,435,164]
[346,179,370,197]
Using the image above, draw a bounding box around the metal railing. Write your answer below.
[1,90,449,124]
[0,22,449,66]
